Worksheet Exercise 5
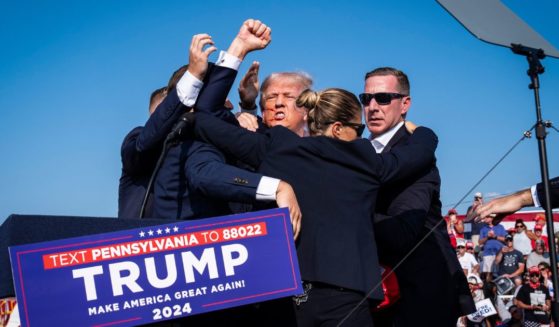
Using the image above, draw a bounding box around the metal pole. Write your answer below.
[523,49,559,324]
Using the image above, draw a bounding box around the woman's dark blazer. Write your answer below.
[194,113,437,301]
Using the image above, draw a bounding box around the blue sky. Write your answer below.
[1,0,558,223]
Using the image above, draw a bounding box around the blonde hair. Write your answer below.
[296,88,361,136]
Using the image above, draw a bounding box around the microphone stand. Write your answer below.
[138,112,193,219]
[511,43,559,324]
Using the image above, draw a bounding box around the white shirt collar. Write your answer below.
[369,121,405,153]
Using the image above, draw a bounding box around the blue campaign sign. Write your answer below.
[9,208,302,326]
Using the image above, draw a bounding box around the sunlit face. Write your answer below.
[261,77,308,136]
[449,214,457,223]
[539,265,549,277]
[340,113,364,141]
[364,75,410,136]
[324,113,364,142]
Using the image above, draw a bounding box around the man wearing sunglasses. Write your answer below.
[363,67,474,326]
[516,266,552,326]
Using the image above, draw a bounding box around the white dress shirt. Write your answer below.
[369,121,405,153]
[175,51,279,201]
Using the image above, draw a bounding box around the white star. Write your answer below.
[139,231,145,237]
[148,230,154,236]
[173,226,179,232]
[157,229,163,235]
[165,227,171,234]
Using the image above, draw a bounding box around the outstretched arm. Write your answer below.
[377,127,438,184]
[185,141,301,240]
[195,19,271,122]
[276,181,302,240]
[136,34,216,151]
[471,177,559,224]
[473,189,533,224]
[194,113,270,168]
[535,176,559,209]
[226,19,271,61]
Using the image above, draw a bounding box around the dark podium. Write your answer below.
[0,214,181,298]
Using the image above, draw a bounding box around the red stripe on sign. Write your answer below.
[42,222,267,269]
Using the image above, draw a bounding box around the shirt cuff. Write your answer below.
[217,51,242,71]
[240,108,258,115]
[531,184,541,207]
[176,71,203,107]
[256,176,280,201]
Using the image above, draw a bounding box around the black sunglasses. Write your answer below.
[530,273,540,277]
[345,122,366,137]
[516,225,524,228]
[358,92,407,106]
[456,246,465,249]
[324,121,366,137]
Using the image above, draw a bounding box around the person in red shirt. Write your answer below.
[446,209,464,248]
[530,224,549,251]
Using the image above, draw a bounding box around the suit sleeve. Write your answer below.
[136,63,230,152]
[121,127,160,176]
[194,113,270,168]
[136,89,189,152]
[185,141,262,202]
[376,127,438,185]
[536,176,559,209]
[195,64,239,124]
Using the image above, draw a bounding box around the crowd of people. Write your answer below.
[448,193,558,326]
[116,18,559,326]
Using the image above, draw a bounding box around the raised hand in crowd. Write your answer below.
[187,34,217,81]
[275,181,302,240]
[227,19,272,60]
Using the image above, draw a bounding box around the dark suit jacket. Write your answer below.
[374,125,474,323]
[194,113,438,300]
[137,64,264,220]
[537,176,559,209]
[118,76,196,219]
[118,126,160,219]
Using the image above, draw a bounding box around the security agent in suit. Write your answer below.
[362,67,474,326]
[191,86,439,326]
[137,30,289,222]
[118,87,167,219]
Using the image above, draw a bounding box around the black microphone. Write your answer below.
[166,111,195,141]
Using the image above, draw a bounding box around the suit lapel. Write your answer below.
[381,125,410,153]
